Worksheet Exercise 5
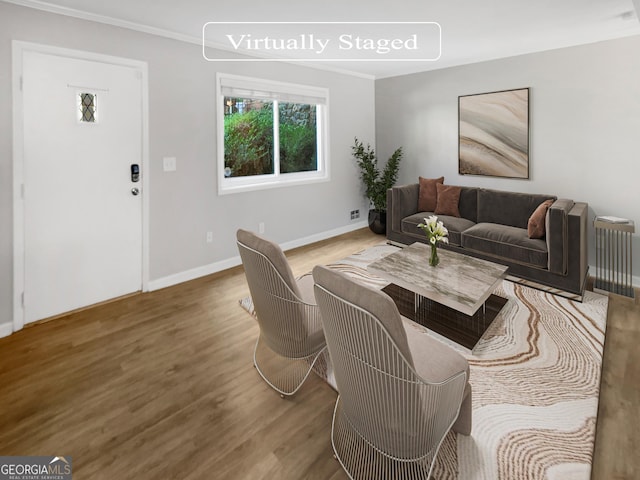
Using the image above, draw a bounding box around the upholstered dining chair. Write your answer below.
[313,264,472,480]
[236,229,327,397]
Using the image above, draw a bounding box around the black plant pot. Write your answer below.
[368,209,387,235]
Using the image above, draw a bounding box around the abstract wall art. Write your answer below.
[458,88,529,179]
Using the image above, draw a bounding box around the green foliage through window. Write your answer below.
[279,103,317,174]
[224,100,274,177]
[224,97,317,178]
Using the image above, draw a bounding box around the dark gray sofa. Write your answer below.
[387,184,589,297]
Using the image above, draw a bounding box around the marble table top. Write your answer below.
[367,243,508,316]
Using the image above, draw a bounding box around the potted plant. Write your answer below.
[352,138,403,234]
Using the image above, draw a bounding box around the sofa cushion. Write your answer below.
[435,184,462,217]
[458,187,479,223]
[477,189,557,229]
[389,184,420,234]
[402,213,475,246]
[462,223,548,268]
[528,199,554,239]
[418,176,444,212]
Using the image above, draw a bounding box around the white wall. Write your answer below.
[0,2,375,328]
[375,35,640,285]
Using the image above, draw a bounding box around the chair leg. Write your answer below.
[253,335,326,397]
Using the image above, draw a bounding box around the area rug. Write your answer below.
[240,244,609,480]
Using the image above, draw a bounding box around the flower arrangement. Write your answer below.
[417,215,449,266]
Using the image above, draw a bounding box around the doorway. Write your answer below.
[13,42,149,330]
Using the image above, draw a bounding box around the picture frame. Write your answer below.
[458,87,529,179]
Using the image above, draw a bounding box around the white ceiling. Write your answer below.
[6,0,640,78]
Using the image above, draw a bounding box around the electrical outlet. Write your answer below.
[206,231,213,243]
[350,209,360,220]
[259,222,265,234]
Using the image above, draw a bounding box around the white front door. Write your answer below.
[20,48,145,324]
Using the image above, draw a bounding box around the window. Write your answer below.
[78,92,97,123]
[217,74,328,194]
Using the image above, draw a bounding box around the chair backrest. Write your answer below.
[313,264,466,461]
[236,229,319,358]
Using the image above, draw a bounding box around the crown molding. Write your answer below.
[633,0,640,23]
[3,0,376,80]
[4,0,203,44]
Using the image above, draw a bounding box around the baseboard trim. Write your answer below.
[279,221,368,252]
[0,322,13,339]
[148,256,242,291]
[148,221,369,291]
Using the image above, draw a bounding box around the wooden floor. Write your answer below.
[0,228,637,479]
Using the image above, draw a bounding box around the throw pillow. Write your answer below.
[418,176,444,212]
[434,184,462,217]
[528,199,555,239]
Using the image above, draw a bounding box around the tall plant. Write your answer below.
[352,138,403,212]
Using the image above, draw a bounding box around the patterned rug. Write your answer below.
[240,244,609,480]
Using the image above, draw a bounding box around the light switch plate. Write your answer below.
[163,156,176,172]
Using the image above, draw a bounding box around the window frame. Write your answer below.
[217,73,330,195]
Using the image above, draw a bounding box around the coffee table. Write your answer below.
[367,243,509,349]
